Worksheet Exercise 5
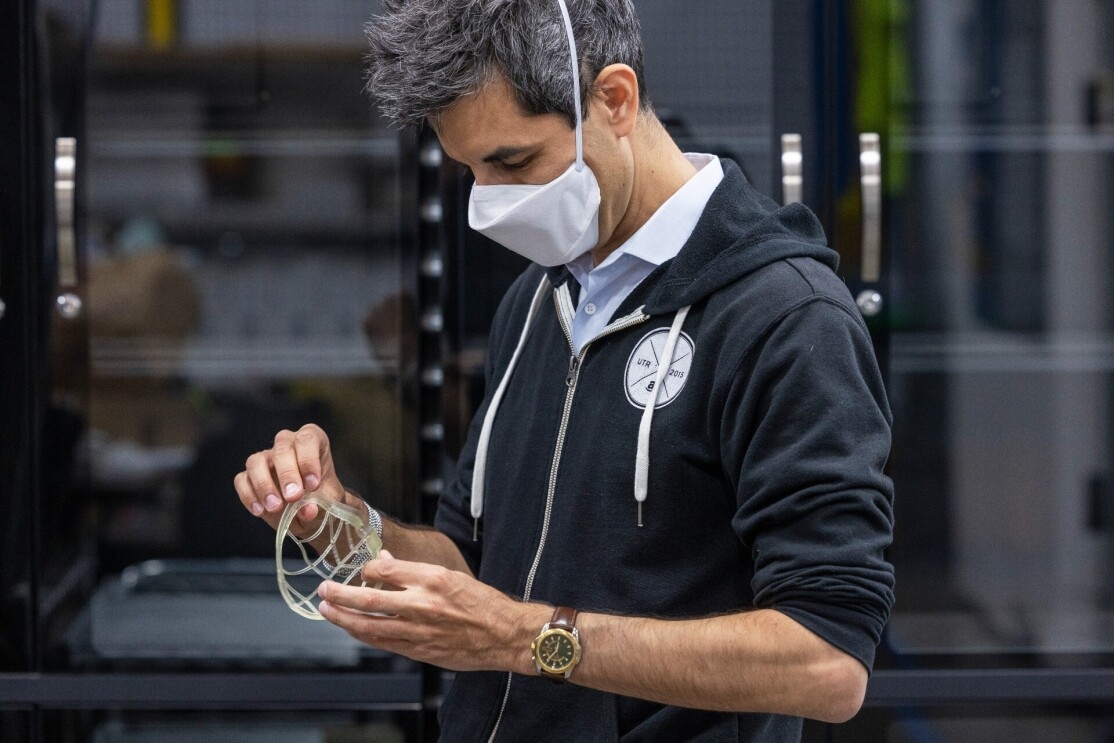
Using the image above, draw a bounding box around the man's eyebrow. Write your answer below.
[481,146,533,163]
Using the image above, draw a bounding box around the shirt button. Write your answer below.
[584,302,597,316]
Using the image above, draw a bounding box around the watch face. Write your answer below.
[537,630,578,672]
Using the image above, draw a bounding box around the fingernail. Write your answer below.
[305,474,320,490]
[317,582,329,599]
[250,502,264,516]
[265,494,282,511]
[318,600,331,615]
[284,483,300,499]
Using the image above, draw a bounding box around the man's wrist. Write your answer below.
[342,487,383,538]
[512,602,554,676]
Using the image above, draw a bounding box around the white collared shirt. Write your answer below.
[565,153,723,355]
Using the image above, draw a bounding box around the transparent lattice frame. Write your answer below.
[275,493,382,620]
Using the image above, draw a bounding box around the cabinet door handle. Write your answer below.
[54,137,82,319]
[859,133,882,283]
[781,133,803,206]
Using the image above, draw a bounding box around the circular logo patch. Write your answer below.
[624,328,695,409]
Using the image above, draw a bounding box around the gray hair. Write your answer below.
[364,0,650,130]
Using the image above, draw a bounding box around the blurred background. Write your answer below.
[1,0,1112,741]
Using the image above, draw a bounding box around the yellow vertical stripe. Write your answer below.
[146,0,176,50]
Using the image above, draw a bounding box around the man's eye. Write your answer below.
[501,159,530,171]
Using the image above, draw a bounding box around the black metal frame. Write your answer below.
[866,669,1114,706]
[0,669,1111,710]
[0,673,422,710]
[0,0,47,680]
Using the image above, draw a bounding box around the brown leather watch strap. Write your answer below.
[550,605,578,630]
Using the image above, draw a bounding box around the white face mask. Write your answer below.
[467,0,600,267]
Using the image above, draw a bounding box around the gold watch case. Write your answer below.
[531,625,582,676]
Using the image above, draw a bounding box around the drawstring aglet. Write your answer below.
[637,502,643,527]
[473,518,479,542]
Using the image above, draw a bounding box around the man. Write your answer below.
[234,0,895,740]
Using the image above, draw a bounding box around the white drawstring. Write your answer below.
[471,275,690,534]
[555,0,585,171]
[634,306,691,526]
[470,276,552,539]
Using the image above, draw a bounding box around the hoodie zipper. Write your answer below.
[485,295,648,743]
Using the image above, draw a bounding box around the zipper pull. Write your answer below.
[566,355,581,387]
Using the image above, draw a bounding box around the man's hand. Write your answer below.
[233,423,349,535]
[317,550,547,674]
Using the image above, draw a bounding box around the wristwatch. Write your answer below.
[531,606,582,682]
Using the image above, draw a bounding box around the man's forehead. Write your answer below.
[436,78,522,132]
[434,82,566,165]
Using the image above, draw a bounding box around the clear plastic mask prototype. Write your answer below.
[275,493,382,620]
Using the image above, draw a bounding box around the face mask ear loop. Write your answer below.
[555,0,585,172]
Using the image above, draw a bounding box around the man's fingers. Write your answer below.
[318,587,384,615]
[294,425,325,491]
[235,470,290,532]
[235,424,338,538]
[244,451,283,513]
[318,579,407,617]
[271,429,305,502]
[233,471,265,517]
[273,424,330,501]
[318,601,415,647]
[296,500,319,523]
[318,552,456,619]
[358,550,440,588]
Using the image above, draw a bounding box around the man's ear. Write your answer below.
[591,64,640,138]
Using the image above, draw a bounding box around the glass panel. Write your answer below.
[638,1,775,189]
[41,0,417,671]
[877,0,1114,659]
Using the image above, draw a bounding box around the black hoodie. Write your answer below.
[434,159,895,742]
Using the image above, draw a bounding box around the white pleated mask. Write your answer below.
[466,0,600,267]
[468,162,600,266]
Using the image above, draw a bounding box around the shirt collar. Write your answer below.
[568,153,724,279]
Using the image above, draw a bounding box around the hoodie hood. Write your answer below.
[546,158,838,316]
[643,158,836,314]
